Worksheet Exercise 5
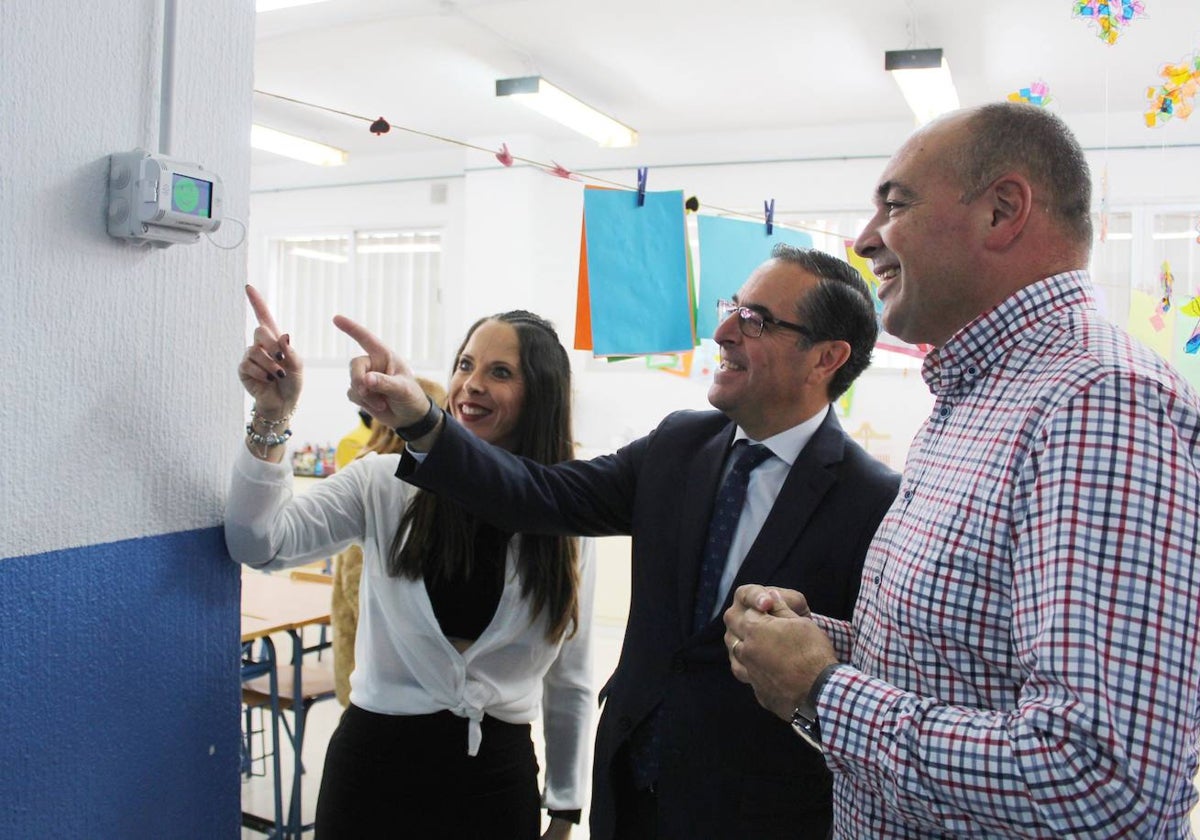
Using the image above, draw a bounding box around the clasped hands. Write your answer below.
[723,585,839,722]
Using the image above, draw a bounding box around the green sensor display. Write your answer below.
[171,173,212,218]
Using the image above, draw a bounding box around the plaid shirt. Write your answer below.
[814,271,1200,838]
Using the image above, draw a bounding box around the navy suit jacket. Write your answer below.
[399,408,900,840]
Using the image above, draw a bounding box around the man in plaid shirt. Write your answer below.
[725,102,1200,837]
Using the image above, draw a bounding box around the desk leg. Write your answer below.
[286,628,306,839]
[263,636,285,838]
[241,637,284,839]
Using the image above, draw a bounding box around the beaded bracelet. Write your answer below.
[245,423,293,449]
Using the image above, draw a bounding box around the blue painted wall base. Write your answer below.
[0,527,241,839]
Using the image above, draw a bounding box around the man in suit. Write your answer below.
[334,243,901,839]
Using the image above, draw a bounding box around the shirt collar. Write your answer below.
[921,270,1097,397]
[733,403,830,467]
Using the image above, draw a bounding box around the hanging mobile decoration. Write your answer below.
[1072,0,1147,45]
[1160,260,1175,312]
[1145,52,1200,127]
[1007,80,1053,106]
[1182,298,1200,354]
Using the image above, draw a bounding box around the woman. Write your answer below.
[226,286,595,839]
[328,377,445,709]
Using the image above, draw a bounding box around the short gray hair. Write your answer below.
[952,102,1092,245]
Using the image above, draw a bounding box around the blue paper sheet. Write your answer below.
[696,215,813,339]
[583,188,692,356]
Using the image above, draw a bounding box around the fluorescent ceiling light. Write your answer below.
[251,124,347,166]
[256,0,332,12]
[496,76,638,148]
[885,48,960,126]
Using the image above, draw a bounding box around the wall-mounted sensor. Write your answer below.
[107,150,223,247]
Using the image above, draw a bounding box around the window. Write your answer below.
[268,230,442,367]
[1089,206,1200,330]
[1090,211,1134,323]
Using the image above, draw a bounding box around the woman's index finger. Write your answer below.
[245,284,281,336]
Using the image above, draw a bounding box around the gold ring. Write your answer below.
[731,638,743,657]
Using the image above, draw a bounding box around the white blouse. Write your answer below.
[225,445,596,812]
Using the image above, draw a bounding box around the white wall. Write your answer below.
[2,1,253,558]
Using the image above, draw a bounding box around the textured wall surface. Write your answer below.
[1,1,252,559]
[0,529,241,838]
[0,1,253,835]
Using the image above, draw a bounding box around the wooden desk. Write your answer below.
[241,569,334,839]
[241,569,332,631]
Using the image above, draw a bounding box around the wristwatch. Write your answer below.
[789,662,844,751]
[789,703,822,751]
[394,395,443,442]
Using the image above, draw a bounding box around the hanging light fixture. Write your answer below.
[885,47,960,126]
[251,124,348,166]
[495,76,638,148]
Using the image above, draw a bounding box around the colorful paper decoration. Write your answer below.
[694,215,813,339]
[1187,321,1200,355]
[1130,290,1174,357]
[1161,260,1175,312]
[577,186,693,357]
[1072,1,1146,45]
[1145,53,1200,127]
[645,352,694,378]
[1176,299,1200,357]
[1007,80,1053,107]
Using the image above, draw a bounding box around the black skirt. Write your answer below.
[315,704,542,839]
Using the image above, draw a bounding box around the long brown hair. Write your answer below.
[386,311,580,643]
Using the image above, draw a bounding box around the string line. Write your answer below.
[254,89,848,239]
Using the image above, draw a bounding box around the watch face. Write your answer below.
[790,713,822,751]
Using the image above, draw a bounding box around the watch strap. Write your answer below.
[394,395,443,442]
[790,662,845,751]
[808,662,845,708]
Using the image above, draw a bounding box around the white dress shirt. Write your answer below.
[706,404,830,621]
[224,445,596,812]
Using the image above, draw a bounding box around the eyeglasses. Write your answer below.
[716,299,813,340]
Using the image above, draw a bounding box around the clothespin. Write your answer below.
[548,161,575,180]
[764,199,775,236]
[636,167,648,207]
[685,196,700,213]
[369,117,391,135]
[495,143,514,167]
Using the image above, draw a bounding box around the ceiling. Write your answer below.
[251,0,1199,170]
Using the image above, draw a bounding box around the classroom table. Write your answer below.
[240,569,334,839]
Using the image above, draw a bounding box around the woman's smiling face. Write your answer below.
[448,319,526,451]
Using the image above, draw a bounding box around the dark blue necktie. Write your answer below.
[691,441,772,632]
[629,441,772,791]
